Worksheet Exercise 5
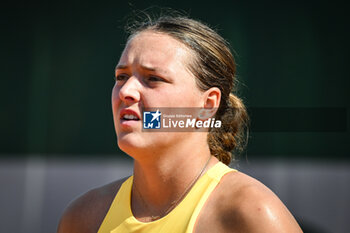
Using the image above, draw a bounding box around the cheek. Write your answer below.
[175,86,203,106]
[111,85,121,114]
[156,89,200,107]
[111,84,119,102]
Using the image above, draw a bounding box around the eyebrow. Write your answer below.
[115,64,128,70]
[141,65,157,71]
[115,64,168,74]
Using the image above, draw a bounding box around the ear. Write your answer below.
[203,87,221,109]
[198,87,221,119]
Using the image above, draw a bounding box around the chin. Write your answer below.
[117,132,168,157]
[117,133,146,154]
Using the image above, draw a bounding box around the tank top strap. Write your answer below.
[207,161,236,181]
[186,162,236,233]
[97,176,133,233]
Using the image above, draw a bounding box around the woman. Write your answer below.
[57,15,302,233]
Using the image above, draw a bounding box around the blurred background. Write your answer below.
[1,0,349,232]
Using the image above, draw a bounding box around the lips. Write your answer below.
[119,109,140,121]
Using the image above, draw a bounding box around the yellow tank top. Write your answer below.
[98,162,236,233]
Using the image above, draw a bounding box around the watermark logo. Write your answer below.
[143,110,162,129]
[142,108,222,132]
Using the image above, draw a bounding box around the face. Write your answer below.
[112,31,205,155]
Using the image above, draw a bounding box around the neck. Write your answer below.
[130,139,217,220]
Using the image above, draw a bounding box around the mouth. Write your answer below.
[120,109,141,122]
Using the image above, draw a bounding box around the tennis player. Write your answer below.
[57,15,302,233]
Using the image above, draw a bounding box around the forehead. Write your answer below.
[118,31,193,71]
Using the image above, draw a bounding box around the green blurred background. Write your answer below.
[2,0,349,159]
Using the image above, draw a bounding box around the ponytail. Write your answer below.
[208,93,249,165]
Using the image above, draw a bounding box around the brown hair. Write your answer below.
[126,14,249,165]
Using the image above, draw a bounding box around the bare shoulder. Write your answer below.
[195,170,302,233]
[56,177,129,233]
[217,171,302,233]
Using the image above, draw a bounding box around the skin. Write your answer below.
[57,31,303,233]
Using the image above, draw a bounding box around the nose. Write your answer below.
[118,76,141,105]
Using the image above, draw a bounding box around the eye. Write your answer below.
[146,76,164,82]
[115,74,129,82]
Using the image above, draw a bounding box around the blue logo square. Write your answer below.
[143,110,161,129]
